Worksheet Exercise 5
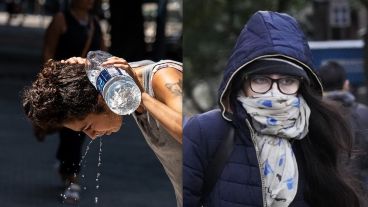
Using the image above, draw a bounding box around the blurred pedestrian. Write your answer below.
[40,0,106,204]
[22,56,183,206]
[183,11,363,207]
[318,61,368,194]
[5,0,25,26]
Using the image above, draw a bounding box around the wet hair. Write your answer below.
[22,60,104,131]
[318,61,346,91]
[229,74,363,206]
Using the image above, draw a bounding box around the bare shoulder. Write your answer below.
[151,67,182,111]
[48,12,66,32]
[152,67,182,96]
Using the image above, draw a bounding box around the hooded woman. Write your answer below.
[183,11,362,207]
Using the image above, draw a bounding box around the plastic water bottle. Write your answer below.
[86,50,141,115]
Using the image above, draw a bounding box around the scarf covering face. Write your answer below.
[237,92,310,207]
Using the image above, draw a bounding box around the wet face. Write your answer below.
[243,74,301,97]
[63,106,123,140]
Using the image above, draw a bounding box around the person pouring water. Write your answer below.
[80,51,183,142]
[22,51,183,206]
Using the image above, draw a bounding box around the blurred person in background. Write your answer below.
[183,11,364,207]
[318,61,368,194]
[5,0,25,25]
[37,0,106,204]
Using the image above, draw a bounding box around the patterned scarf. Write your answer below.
[237,93,310,207]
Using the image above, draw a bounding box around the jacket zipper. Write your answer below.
[245,119,267,207]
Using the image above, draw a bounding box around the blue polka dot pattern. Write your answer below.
[260,100,273,107]
[292,98,300,108]
[285,178,294,190]
[267,117,278,125]
[264,159,273,176]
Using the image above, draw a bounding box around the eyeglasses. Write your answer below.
[246,75,301,95]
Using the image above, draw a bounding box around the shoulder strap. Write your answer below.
[201,126,235,203]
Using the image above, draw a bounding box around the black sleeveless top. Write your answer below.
[54,11,103,60]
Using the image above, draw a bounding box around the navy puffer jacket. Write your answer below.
[183,11,323,207]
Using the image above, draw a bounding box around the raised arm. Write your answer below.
[100,57,183,143]
[145,67,183,143]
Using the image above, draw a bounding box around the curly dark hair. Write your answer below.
[22,60,103,130]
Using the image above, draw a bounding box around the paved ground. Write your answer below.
[0,12,176,207]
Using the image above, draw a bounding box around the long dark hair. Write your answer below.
[298,84,362,207]
[22,60,103,130]
[229,73,362,206]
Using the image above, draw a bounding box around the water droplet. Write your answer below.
[96,185,99,189]
[79,140,94,166]
[95,196,98,204]
[81,174,85,178]
[83,186,87,190]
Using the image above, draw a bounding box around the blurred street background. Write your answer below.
[183,0,368,115]
[0,0,182,206]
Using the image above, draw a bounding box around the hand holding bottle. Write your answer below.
[85,50,142,115]
[101,57,144,93]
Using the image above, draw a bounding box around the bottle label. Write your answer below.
[96,68,123,92]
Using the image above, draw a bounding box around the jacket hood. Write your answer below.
[218,11,323,121]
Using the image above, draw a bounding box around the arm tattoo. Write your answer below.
[165,79,182,97]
